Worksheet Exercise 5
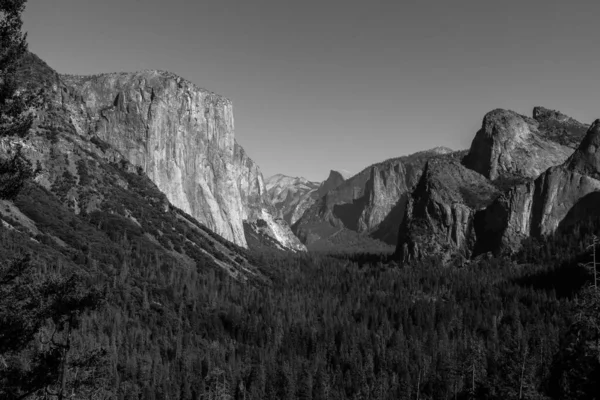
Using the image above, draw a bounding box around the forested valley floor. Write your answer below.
[2,210,600,399]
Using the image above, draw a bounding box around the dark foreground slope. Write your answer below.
[5,213,597,399]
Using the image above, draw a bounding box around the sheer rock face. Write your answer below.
[397,158,500,262]
[463,109,578,181]
[357,161,414,232]
[265,174,320,225]
[566,119,600,179]
[293,148,453,248]
[59,71,304,250]
[477,120,600,254]
[397,107,589,262]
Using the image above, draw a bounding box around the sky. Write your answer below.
[23,0,600,182]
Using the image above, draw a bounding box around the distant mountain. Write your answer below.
[265,169,355,227]
[316,170,350,198]
[292,147,454,251]
[265,174,319,225]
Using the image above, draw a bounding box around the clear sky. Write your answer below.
[23,0,600,182]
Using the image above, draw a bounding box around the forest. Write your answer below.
[2,213,600,399]
[1,1,600,399]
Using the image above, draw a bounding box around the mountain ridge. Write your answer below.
[292,147,457,250]
[398,106,594,262]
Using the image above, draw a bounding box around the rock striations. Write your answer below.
[398,106,595,262]
[397,157,499,262]
[21,53,599,259]
[463,109,578,181]
[293,147,454,249]
[265,174,320,225]
[58,70,304,251]
[1,53,266,280]
[477,120,600,254]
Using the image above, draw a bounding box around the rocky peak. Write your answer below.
[266,174,315,192]
[473,118,600,256]
[317,170,350,197]
[294,149,454,250]
[264,173,321,226]
[400,107,588,262]
[463,108,575,181]
[397,157,500,263]
[463,109,535,179]
[427,146,455,155]
[566,119,600,179]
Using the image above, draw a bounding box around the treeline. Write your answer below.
[3,210,600,399]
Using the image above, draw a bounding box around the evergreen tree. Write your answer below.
[548,285,600,399]
[0,0,38,200]
[0,255,106,399]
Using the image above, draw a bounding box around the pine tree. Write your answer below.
[548,285,600,399]
[0,0,38,200]
[0,255,106,399]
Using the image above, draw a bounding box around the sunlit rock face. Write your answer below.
[463,108,582,181]
[397,107,590,262]
[476,119,600,254]
[265,174,321,225]
[60,70,304,250]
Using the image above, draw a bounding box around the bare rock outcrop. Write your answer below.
[397,158,500,262]
[58,70,303,250]
[463,109,578,181]
[293,148,453,249]
[476,120,600,254]
[317,170,350,198]
[265,174,321,225]
[397,107,588,262]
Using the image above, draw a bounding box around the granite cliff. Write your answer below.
[476,119,600,254]
[463,108,586,181]
[265,174,320,225]
[398,107,590,262]
[397,155,499,263]
[0,53,264,280]
[293,147,453,250]
[56,68,304,251]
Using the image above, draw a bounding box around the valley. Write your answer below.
[2,2,600,398]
